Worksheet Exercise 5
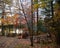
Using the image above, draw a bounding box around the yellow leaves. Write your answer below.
[33,1,47,9]
[39,3,46,8]
[33,3,46,10]
[4,0,11,5]
[33,0,38,4]
[33,0,53,9]
[40,0,52,2]
[54,3,59,10]
[33,4,39,9]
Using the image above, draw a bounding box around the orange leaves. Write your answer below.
[1,13,27,25]
[1,18,7,24]
[14,13,19,19]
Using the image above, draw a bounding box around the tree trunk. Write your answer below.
[1,24,4,36]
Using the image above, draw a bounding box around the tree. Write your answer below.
[44,0,60,47]
[0,0,11,35]
[51,1,60,46]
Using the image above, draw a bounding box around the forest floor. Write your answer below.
[0,36,56,48]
